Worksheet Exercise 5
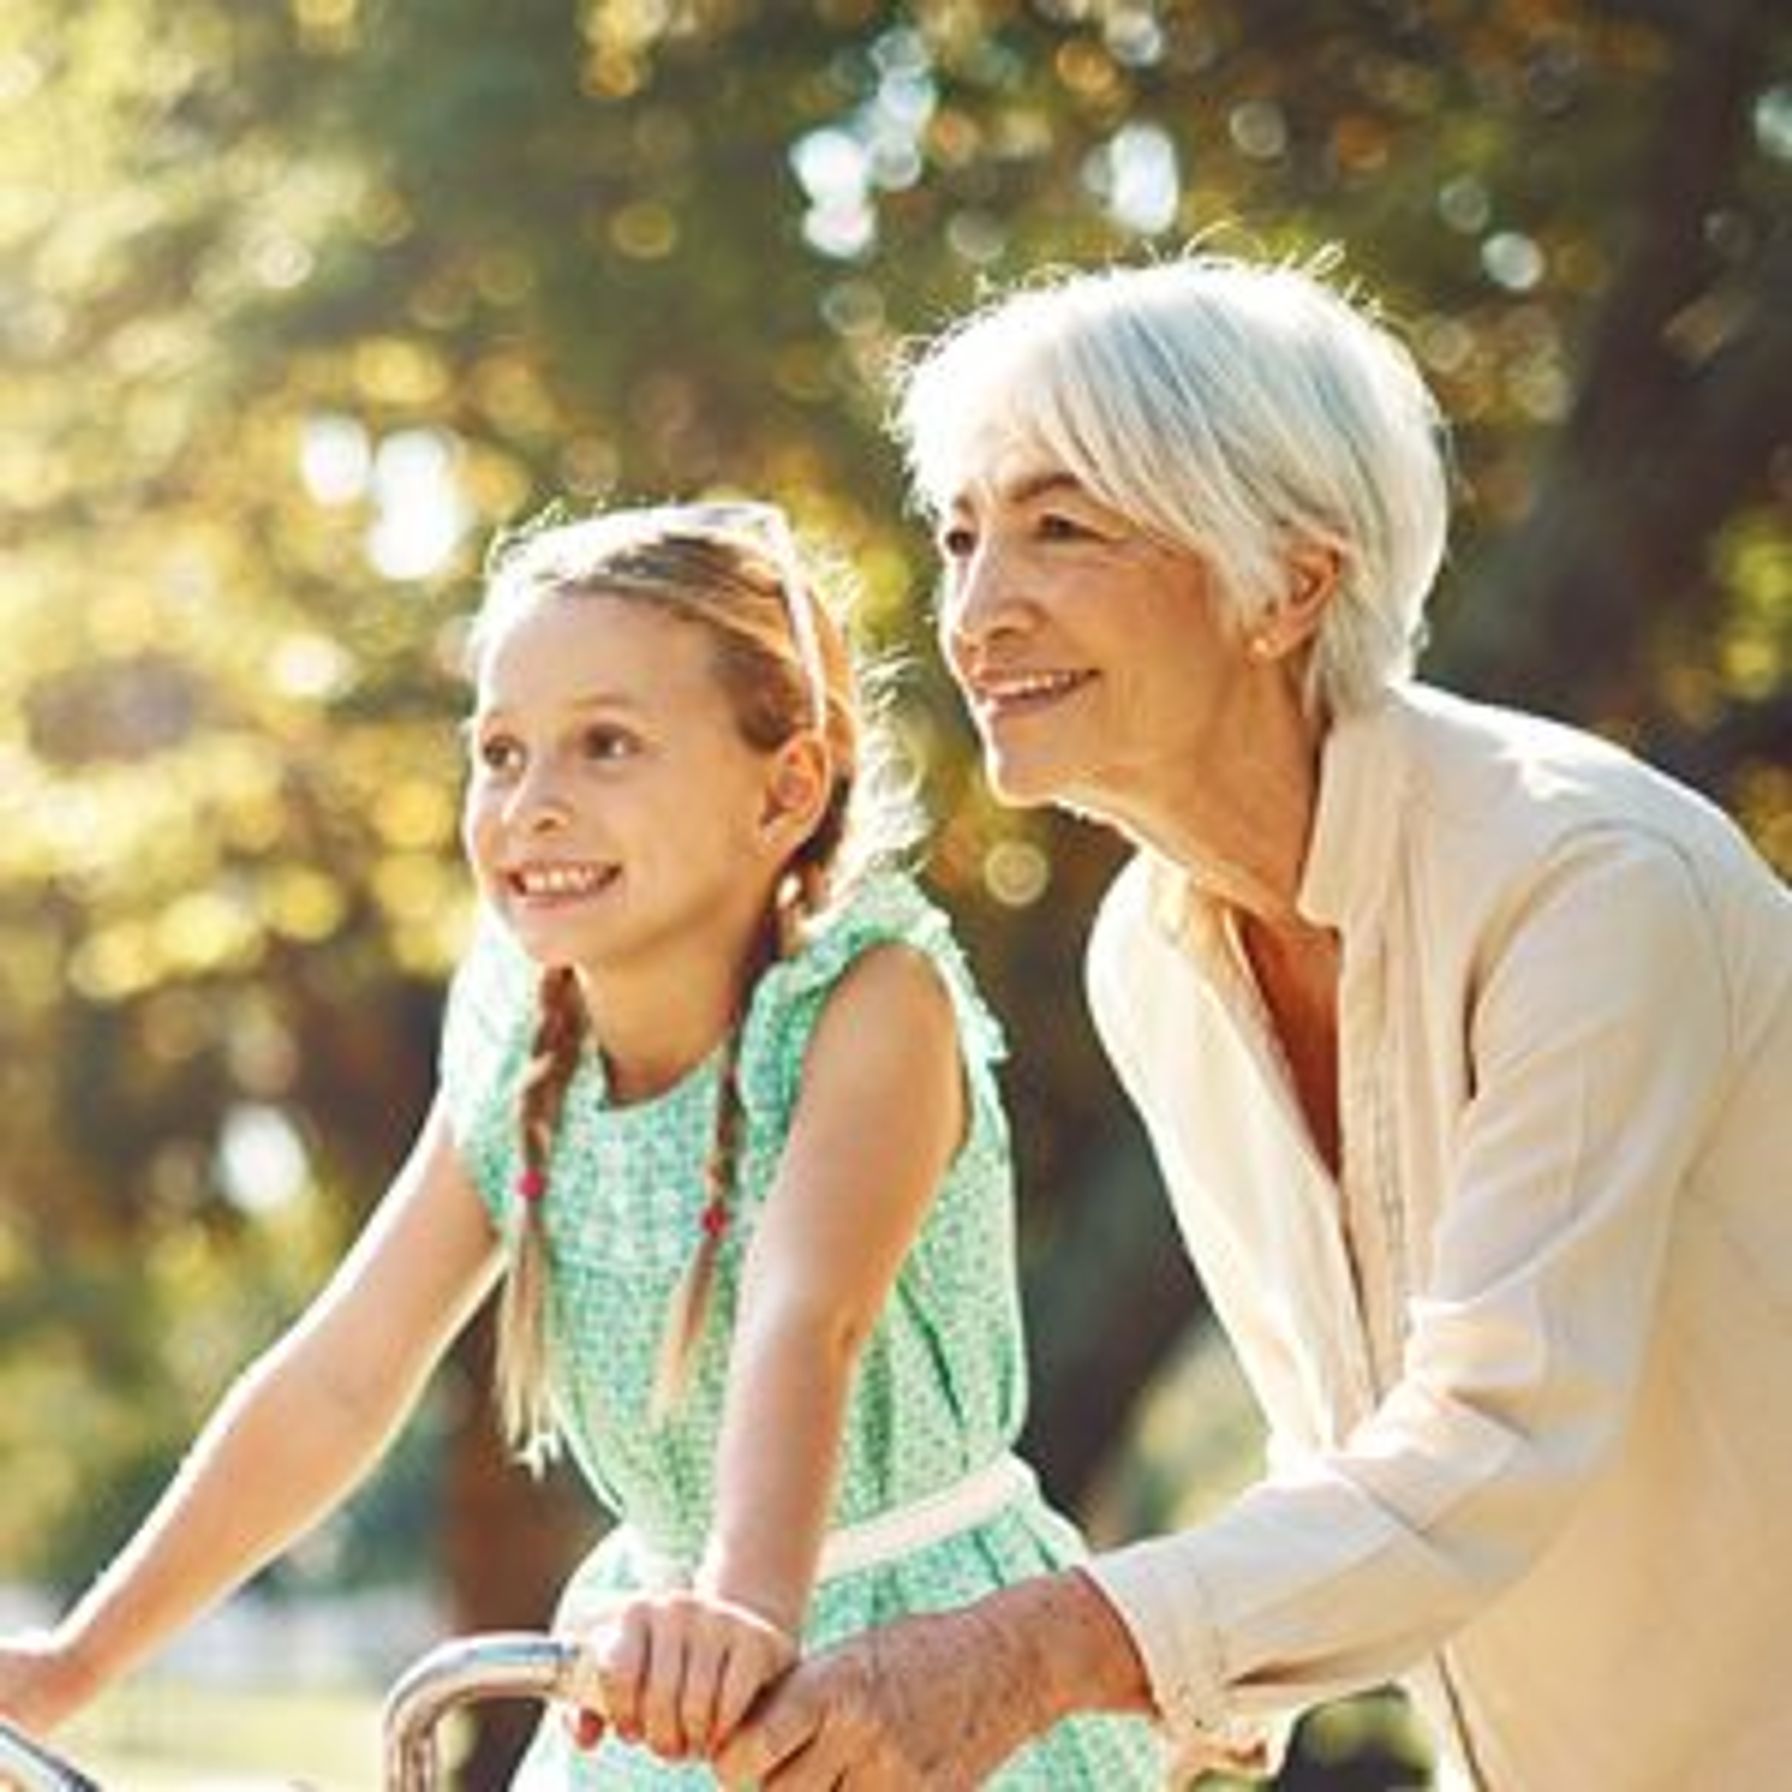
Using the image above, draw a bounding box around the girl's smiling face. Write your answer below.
[462,592,791,982]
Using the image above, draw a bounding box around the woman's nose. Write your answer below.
[940,540,1022,653]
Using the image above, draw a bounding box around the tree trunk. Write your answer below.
[1023,1126,1207,1513]
[439,1307,593,1792]
[1444,0,1791,726]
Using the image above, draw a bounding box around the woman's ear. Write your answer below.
[758,732,833,850]
[1247,543,1343,659]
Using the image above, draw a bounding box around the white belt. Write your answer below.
[614,1453,1038,1590]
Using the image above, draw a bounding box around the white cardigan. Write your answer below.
[1081,683,1792,1790]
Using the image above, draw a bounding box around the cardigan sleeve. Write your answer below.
[1082,828,1733,1750]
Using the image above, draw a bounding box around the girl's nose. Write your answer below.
[507,766,571,832]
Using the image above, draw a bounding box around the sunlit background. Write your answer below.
[3,0,1788,1785]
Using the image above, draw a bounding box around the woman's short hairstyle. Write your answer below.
[895,251,1451,716]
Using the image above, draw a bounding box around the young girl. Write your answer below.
[0,503,1162,1787]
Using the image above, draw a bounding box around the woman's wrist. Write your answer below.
[985,1569,1155,1733]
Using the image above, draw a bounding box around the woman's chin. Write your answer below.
[983,754,1120,830]
[982,749,1075,813]
[982,756,1059,810]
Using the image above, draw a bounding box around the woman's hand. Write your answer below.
[712,1571,1157,1790]
[0,1630,92,1736]
[710,1602,1035,1791]
[570,1591,797,1763]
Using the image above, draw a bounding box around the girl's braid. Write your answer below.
[496,963,587,1459]
[648,914,784,1423]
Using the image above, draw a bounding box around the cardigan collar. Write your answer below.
[1295,686,1408,932]
[1145,685,1413,946]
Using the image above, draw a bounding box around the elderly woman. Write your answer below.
[715,254,1792,1790]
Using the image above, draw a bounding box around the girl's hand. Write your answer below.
[571,1591,796,1763]
[0,1631,91,1735]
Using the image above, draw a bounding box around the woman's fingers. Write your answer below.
[713,1660,827,1786]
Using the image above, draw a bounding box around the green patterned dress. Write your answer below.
[440,871,1164,1788]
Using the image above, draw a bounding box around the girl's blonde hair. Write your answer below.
[467,501,915,1459]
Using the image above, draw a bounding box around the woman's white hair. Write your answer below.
[894,251,1451,717]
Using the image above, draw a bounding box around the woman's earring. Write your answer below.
[1248,634,1276,661]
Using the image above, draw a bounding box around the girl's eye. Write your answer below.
[475,733,523,775]
[583,725,639,762]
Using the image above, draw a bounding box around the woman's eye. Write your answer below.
[937,522,976,559]
[1037,511,1093,541]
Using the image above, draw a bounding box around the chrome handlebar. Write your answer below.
[381,1631,586,1792]
[0,1719,102,1792]
[2,1630,589,1792]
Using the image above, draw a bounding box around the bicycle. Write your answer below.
[1,1630,586,1792]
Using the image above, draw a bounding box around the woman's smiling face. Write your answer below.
[934,456,1254,822]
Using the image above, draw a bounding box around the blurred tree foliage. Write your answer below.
[2,0,1787,1784]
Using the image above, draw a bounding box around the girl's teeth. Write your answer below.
[519,865,607,895]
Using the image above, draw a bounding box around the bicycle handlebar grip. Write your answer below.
[0,1718,104,1792]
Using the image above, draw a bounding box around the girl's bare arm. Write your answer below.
[2,1097,500,1730]
[703,944,964,1624]
[589,944,964,1760]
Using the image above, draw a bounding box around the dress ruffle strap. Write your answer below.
[438,906,536,1118]
[737,869,1007,1128]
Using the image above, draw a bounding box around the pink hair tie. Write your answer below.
[516,1166,548,1205]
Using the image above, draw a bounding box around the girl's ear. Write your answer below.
[758,732,833,850]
